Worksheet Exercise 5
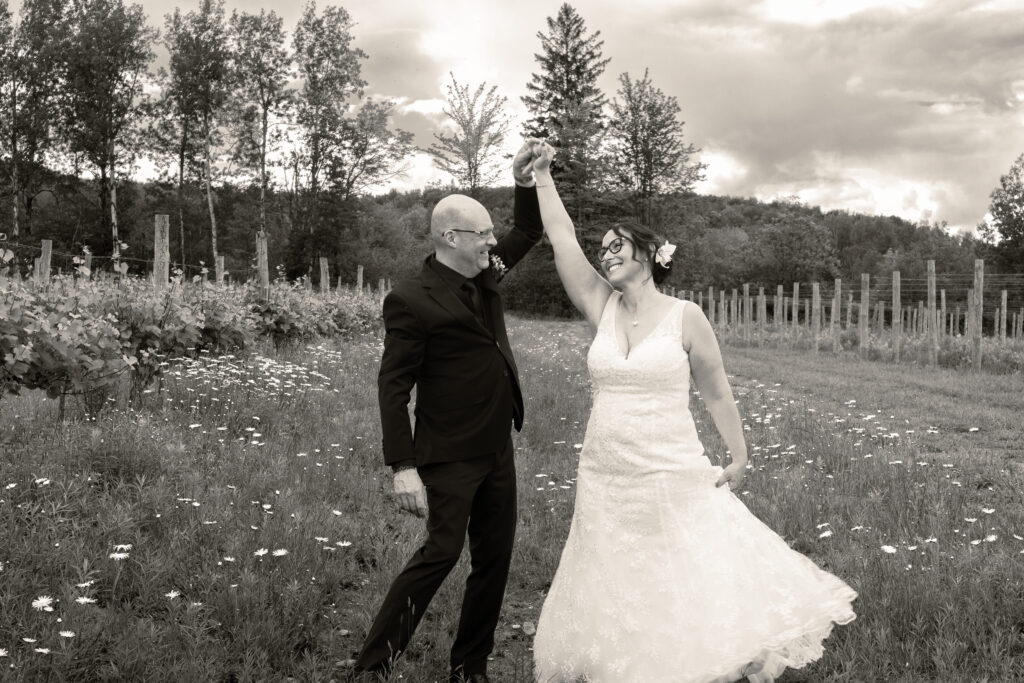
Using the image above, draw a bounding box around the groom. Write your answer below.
[352,142,543,682]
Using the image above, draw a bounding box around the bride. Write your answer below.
[525,141,857,683]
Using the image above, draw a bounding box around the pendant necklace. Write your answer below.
[623,297,640,327]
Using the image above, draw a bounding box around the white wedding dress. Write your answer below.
[533,293,857,683]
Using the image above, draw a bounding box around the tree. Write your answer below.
[522,3,610,220]
[164,0,233,270]
[229,8,291,236]
[608,69,705,225]
[61,0,154,264]
[428,74,510,196]
[325,98,414,202]
[979,153,1024,271]
[292,0,366,204]
[0,0,66,238]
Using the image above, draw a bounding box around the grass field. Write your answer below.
[1,316,1022,682]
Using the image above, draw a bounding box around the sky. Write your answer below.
[17,0,1024,232]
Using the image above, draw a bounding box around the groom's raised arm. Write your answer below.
[487,142,544,279]
[378,290,424,468]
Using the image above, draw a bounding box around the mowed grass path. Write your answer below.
[0,316,1021,681]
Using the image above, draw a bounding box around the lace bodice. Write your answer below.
[582,292,705,477]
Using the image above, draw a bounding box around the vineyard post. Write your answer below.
[83,253,92,278]
[1019,307,1024,338]
[927,260,937,367]
[954,304,961,336]
[859,273,869,359]
[939,289,946,341]
[892,271,901,362]
[999,290,1007,343]
[917,302,923,335]
[846,292,853,329]
[972,259,983,370]
[811,282,820,353]
[707,286,714,324]
[378,277,387,305]
[154,215,169,293]
[966,290,974,340]
[774,282,782,325]
[731,288,738,328]
[33,257,40,283]
[743,284,751,343]
[791,283,799,330]
[320,258,330,295]
[718,290,726,333]
[256,231,270,302]
[698,290,703,311]
[758,287,766,333]
[357,265,364,293]
[804,298,810,329]
[832,278,841,353]
[40,240,52,283]
[215,255,224,285]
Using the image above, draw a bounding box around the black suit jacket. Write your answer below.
[377,185,543,467]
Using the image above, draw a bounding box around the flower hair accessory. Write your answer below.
[655,241,676,267]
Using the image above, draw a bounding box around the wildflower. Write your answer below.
[880,545,897,554]
[21,638,36,643]
[336,541,352,547]
[332,510,342,516]
[223,556,236,563]
[75,580,94,588]
[272,549,289,557]
[109,552,129,561]
[59,631,75,638]
[254,548,268,557]
[32,596,54,611]
[818,530,833,539]
[0,648,6,657]
[985,534,998,542]
[165,590,180,599]
[981,508,995,514]
[113,544,132,552]
[75,597,97,605]
[34,648,50,654]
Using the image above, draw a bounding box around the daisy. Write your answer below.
[32,596,54,611]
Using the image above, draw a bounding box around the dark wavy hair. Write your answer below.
[609,222,673,285]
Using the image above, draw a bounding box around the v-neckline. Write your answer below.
[611,293,680,359]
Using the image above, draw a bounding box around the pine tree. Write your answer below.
[522,3,610,221]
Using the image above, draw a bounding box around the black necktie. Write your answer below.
[462,279,483,321]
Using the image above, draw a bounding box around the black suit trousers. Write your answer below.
[355,438,517,675]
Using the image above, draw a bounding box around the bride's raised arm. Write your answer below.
[531,143,613,329]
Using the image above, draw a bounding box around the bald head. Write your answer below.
[431,194,497,277]
[430,194,492,241]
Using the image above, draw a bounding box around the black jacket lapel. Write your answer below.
[420,259,492,337]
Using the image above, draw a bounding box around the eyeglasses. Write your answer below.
[448,228,495,240]
[597,236,631,261]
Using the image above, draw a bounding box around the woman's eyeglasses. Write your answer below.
[597,236,630,261]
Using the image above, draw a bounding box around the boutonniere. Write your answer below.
[489,253,508,282]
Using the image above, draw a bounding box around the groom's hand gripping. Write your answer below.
[513,137,542,186]
[394,468,428,517]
